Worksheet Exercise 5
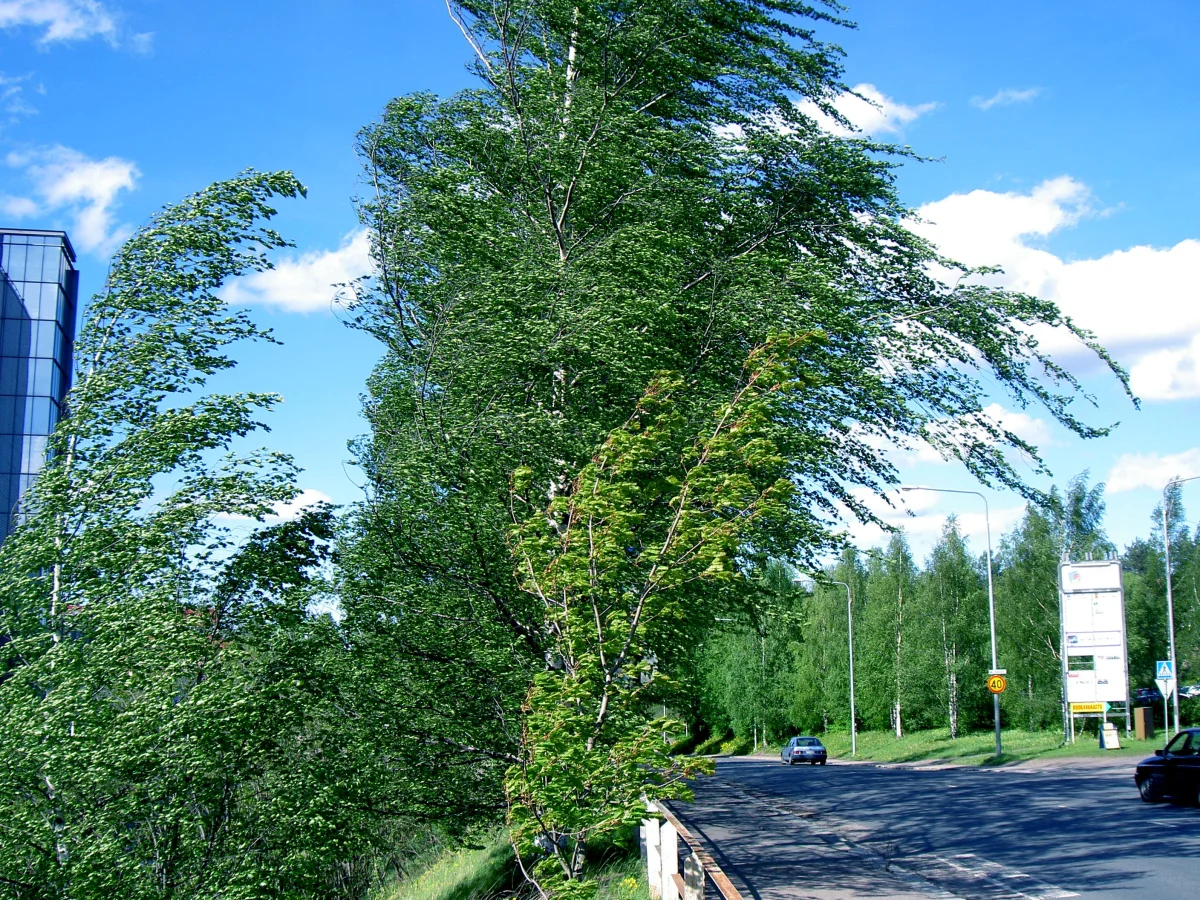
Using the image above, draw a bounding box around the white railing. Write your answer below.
[641,801,743,900]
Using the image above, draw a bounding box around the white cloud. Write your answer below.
[222,229,374,314]
[911,178,1200,400]
[800,83,937,138]
[0,72,38,118]
[1107,449,1200,494]
[914,176,1091,263]
[4,144,139,254]
[854,403,1054,472]
[971,87,1041,110]
[271,488,334,521]
[217,488,335,523]
[0,0,117,43]
[1129,334,1200,401]
[841,486,1024,559]
[981,403,1055,447]
[860,431,949,469]
[1,195,38,217]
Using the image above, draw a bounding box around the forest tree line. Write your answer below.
[694,476,1200,744]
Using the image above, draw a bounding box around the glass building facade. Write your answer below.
[0,229,78,541]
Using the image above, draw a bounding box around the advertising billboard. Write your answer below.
[1059,561,1128,705]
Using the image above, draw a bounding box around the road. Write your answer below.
[667,756,1200,900]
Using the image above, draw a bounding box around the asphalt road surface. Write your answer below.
[668,756,1200,900]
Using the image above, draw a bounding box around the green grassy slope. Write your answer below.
[372,833,651,900]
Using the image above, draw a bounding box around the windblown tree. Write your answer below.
[0,174,409,900]
[1054,473,1115,561]
[506,338,811,891]
[343,0,1129,890]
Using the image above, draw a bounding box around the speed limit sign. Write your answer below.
[987,674,1007,694]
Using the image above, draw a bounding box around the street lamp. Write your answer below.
[796,574,857,757]
[900,485,1002,758]
[1162,475,1200,737]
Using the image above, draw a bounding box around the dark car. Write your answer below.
[781,736,827,766]
[1134,686,1164,705]
[1135,728,1200,805]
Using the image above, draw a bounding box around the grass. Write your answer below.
[755,727,1167,767]
[373,831,515,900]
[589,855,652,900]
[372,831,651,900]
[693,731,752,756]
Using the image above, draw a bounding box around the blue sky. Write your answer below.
[1,0,1198,562]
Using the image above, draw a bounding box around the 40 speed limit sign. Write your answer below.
[987,674,1008,694]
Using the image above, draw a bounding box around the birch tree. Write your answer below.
[0,173,412,900]
[920,519,987,737]
[345,0,1129,888]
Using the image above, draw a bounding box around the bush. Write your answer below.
[692,731,732,756]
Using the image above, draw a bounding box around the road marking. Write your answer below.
[896,852,1081,900]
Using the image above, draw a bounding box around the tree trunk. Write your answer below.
[894,578,904,739]
[1028,674,1035,731]
[942,616,958,739]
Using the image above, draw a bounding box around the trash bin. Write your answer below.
[1134,706,1154,741]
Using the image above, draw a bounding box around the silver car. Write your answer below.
[781,736,827,765]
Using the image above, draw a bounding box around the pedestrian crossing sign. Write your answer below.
[1156,660,1175,679]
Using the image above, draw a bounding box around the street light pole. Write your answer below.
[1162,475,1199,738]
[901,485,1002,758]
[829,580,857,757]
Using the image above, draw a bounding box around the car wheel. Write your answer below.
[1138,776,1163,803]
[788,760,794,766]
[820,760,826,766]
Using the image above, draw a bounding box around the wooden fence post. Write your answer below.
[661,821,679,900]
[644,817,661,899]
[683,852,705,900]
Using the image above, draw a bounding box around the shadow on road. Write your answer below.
[669,758,1199,899]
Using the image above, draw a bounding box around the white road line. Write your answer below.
[897,852,1081,900]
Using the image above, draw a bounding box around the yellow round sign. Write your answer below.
[987,674,1007,694]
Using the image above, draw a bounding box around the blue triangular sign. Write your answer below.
[1156,660,1174,679]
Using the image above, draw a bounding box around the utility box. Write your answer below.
[1134,706,1154,741]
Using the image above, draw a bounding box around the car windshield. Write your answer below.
[795,738,820,747]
